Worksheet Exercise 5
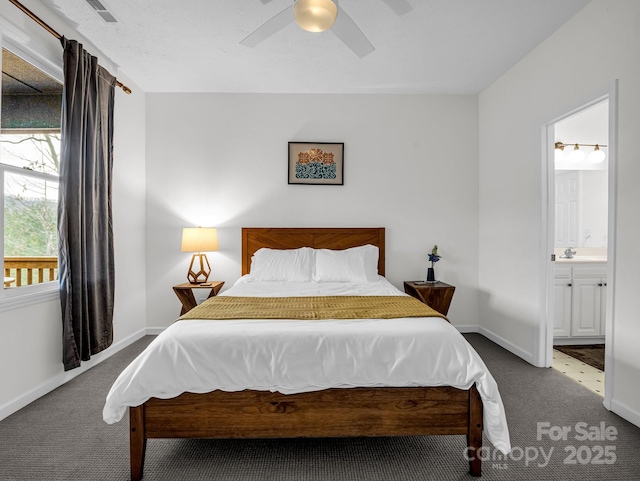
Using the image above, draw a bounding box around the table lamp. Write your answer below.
[181,227,218,283]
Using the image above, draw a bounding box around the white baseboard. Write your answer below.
[146,327,166,335]
[610,398,640,429]
[468,327,640,431]
[478,325,536,365]
[453,324,479,333]
[553,336,605,346]
[0,327,147,422]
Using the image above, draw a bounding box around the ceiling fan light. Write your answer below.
[294,0,338,33]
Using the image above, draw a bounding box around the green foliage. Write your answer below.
[428,244,441,266]
[2,133,60,258]
[4,195,57,256]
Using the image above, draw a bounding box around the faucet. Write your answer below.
[562,247,576,258]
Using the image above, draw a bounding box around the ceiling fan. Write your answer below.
[240,0,412,58]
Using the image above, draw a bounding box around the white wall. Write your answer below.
[145,94,480,330]
[479,0,640,423]
[0,3,147,419]
[111,71,147,341]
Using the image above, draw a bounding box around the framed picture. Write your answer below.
[288,142,344,185]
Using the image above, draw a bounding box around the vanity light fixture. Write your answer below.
[554,142,565,162]
[554,142,607,164]
[569,144,584,163]
[589,144,606,164]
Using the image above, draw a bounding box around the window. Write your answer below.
[1,48,62,295]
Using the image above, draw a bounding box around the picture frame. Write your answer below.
[288,142,344,185]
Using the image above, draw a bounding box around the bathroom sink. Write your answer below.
[558,255,607,262]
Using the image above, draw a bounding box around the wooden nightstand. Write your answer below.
[173,281,224,315]
[403,281,455,316]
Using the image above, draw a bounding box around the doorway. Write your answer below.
[542,86,617,409]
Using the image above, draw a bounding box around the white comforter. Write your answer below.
[103,276,511,453]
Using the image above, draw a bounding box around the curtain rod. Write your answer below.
[8,0,132,94]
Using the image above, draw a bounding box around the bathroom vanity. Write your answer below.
[554,258,607,344]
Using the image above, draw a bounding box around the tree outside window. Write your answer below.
[3,134,59,257]
[2,48,62,289]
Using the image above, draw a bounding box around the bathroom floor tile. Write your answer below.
[552,349,604,397]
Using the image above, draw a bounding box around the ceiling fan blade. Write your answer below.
[381,0,412,15]
[331,6,375,58]
[240,5,294,48]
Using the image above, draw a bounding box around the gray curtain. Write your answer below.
[58,37,116,371]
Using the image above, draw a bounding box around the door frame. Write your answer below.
[540,81,618,410]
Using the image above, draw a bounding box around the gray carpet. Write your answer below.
[1,334,639,480]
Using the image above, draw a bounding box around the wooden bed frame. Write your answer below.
[129,227,483,480]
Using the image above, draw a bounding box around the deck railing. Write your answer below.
[4,256,58,287]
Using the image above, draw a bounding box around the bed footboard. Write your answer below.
[129,385,483,480]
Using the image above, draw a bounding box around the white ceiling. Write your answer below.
[40,0,591,94]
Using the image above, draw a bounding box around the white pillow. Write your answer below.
[314,244,379,283]
[249,247,314,282]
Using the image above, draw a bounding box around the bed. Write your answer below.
[103,227,510,480]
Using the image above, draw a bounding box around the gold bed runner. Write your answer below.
[178,295,447,322]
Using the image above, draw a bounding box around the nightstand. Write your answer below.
[173,281,224,315]
[403,281,455,316]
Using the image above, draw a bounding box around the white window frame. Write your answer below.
[0,29,64,311]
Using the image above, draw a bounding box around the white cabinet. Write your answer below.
[553,267,572,337]
[571,277,604,336]
[600,282,607,336]
[553,263,607,341]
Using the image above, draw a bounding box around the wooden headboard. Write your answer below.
[241,228,385,276]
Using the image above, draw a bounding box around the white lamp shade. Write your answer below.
[181,227,219,252]
[294,0,338,32]
[568,145,585,163]
[554,147,564,162]
[589,147,606,164]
